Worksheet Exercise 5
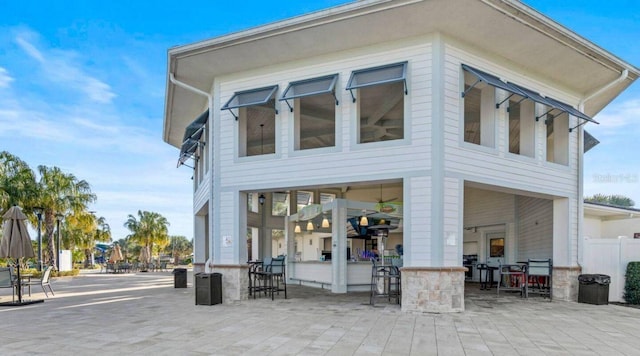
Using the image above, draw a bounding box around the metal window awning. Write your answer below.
[346,61,408,103]
[543,96,598,132]
[280,74,339,112]
[462,64,597,132]
[182,109,209,142]
[177,109,209,168]
[506,83,557,113]
[221,85,279,120]
[461,64,524,109]
[584,130,600,153]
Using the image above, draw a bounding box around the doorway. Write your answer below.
[486,231,505,266]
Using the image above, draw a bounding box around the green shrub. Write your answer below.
[624,261,640,305]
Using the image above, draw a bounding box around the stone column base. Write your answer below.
[552,266,581,301]
[210,264,249,302]
[401,267,466,313]
[192,262,205,274]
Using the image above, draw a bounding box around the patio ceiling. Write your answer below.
[164,0,639,148]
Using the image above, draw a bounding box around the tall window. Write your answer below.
[281,75,338,150]
[347,62,407,144]
[221,85,278,157]
[242,102,276,156]
[463,71,494,147]
[546,112,569,165]
[508,98,521,154]
[272,192,289,216]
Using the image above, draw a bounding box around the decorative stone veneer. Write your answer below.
[401,267,466,313]
[553,266,581,301]
[210,264,249,302]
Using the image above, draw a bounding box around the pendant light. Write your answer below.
[294,221,301,233]
[359,210,368,226]
[306,221,314,232]
[321,215,330,228]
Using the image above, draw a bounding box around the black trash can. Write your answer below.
[172,268,187,288]
[195,272,222,305]
[578,274,611,305]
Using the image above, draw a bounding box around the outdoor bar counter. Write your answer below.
[289,260,373,292]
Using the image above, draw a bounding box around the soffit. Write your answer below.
[164,0,639,147]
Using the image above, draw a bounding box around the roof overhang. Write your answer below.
[163,0,639,148]
[584,202,640,220]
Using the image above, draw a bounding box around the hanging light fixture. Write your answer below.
[258,193,266,205]
[379,218,386,225]
[321,215,330,228]
[359,210,368,226]
[306,220,314,232]
[294,221,301,233]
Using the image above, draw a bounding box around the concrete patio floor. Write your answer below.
[1,270,639,355]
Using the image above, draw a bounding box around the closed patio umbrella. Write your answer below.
[109,243,123,263]
[139,246,150,271]
[0,206,43,306]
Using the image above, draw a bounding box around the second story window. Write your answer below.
[347,62,407,144]
[222,85,278,157]
[461,65,498,148]
[281,74,338,150]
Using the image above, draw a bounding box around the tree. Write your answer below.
[65,211,111,267]
[35,165,97,267]
[124,211,170,261]
[585,194,635,208]
[0,151,37,212]
[164,236,192,265]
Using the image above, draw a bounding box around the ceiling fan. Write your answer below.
[377,184,397,204]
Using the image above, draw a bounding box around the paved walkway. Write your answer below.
[1,271,639,355]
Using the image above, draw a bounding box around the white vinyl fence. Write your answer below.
[582,238,640,302]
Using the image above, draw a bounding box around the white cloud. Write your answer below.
[0,67,14,88]
[15,35,45,62]
[14,30,117,104]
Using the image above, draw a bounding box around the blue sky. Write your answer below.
[1,1,638,240]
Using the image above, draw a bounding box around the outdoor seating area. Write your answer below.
[474,259,553,301]
[104,261,170,274]
[247,256,287,300]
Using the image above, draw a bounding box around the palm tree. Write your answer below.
[35,165,97,267]
[124,210,170,263]
[66,212,111,267]
[165,236,193,265]
[0,151,37,212]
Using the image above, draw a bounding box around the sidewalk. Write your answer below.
[1,271,640,355]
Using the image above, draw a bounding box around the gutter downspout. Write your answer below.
[576,69,628,270]
[169,72,214,269]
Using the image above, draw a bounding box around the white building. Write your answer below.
[163,0,638,312]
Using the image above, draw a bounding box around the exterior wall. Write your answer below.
[517,196,553,259]
[213,38,434,268]
[601,218,640,238]
[584,216,602,238]
[211,265,249,301]
[198,34,584,308]
[401,267,466,313]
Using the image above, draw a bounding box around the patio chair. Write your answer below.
[25,266,55,298]
[253,256,287,300]
[0,267,17,302]
[524,258,552,300]
[370,258,400,305]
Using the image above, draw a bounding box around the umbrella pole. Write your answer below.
[16,258,23,303]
